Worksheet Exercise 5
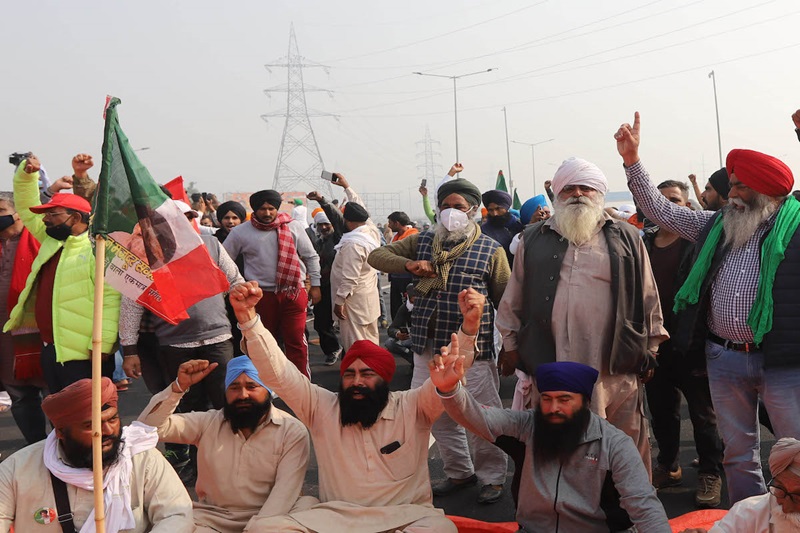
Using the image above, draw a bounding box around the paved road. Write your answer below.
[0,287,777,524]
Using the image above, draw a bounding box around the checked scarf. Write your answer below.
[251,212,304,298]
[416,225,481,295]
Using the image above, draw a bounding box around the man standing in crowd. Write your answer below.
[291,198,308,228]
[386,211,418,318]
[0,191,47,444]
[369,176,510,505]
[0,377,193,533]
[228,280,485,532]
[480,189,524,262]
[214,201,247,244]
[331,202,381,350]
[616,111,800,504]
[5,155,120,393]
[643,180,724,507]
[496,156,668,477]
[223,190,321,378]
[431,358,671,532]
[139,357,310,533]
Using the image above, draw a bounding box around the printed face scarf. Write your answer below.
[415,224,481,295]
[673,196,800,344]
[251,211,304,297]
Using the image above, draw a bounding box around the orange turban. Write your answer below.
[726,149,794,197]
[42,377,118,429]
[311,207,324,217]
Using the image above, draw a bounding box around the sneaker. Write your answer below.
[431,474,478,496]
[695,474,722,508]
[324,349,341,366]
[477,484,504,504]
[652,464,682,489]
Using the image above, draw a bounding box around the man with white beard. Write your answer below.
[616,112,800,505]
[368,176,510,505]
[679,438,800,532]
[495,156,668,478]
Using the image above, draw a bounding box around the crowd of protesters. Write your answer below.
[3,109,800,533]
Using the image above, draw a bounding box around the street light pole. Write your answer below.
[511,138,554,196]
[709,70,723,167]
[503,107,512,189]
[413,68,497,165]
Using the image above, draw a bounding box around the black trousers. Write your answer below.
[4,382,47,444]
[313,284,340,356]
[41,344,114,394]
[645,345,723,476]
[160,340,232,412]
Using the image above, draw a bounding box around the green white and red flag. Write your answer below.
[91,97,229,324]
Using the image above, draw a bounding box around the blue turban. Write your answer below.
[520,194,548,225]
[225,356,270,391]
[535,361,599,399]
[481,190,513,210]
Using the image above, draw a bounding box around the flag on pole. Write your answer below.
[495,170,508,192]
[92,97,229,324]
[512,188,522,210]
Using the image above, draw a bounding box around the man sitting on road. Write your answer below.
[138,356,310,533]
[227,280,487,532]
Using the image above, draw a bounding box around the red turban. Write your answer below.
[42,377,118,429]
[726,149,794,197]
[340,340,396,384]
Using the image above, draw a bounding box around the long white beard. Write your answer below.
[722,194,777,250]
[552,195,605,246]
[435,220,476,245]
[771,497,800,529]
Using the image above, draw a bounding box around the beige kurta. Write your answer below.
[138,385,310,533]
[239,317,468,533]
[0,440,193,533]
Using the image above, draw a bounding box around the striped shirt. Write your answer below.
[625,161,775,343]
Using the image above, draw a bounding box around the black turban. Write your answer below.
[708,167,730,200]
[481,189,512,209]
[216,201,247,222]
[343,202,369,222]
[437,178,482,208]
[250,190,282,211]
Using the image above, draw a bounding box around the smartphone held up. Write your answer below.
[321,170,338,183]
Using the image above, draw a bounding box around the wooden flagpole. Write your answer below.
[91,234,107,533]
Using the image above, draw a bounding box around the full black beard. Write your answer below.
[338,380,390,429]
[532,405,591,461]
[61,431,123,469]
[487,213,512,226]
[223,396,273,433]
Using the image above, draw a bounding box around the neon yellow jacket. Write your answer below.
[3,165,120,363]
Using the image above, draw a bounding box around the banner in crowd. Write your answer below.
[91,97,229,324]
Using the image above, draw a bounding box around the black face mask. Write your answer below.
[45,222,73,241]
[0,214,16,232]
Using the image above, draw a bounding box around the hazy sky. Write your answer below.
[4,0,800,218]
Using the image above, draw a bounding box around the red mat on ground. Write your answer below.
[447,516,519,532]
[668,509,727,532]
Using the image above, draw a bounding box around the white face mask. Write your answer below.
[405,299,414,312]
[439,208,470,232]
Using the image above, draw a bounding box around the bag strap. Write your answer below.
[49,473,77,533]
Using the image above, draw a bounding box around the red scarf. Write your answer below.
[251,212,304,297]
[2,228,43,380]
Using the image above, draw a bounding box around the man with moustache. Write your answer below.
[689,168,730,212]
[480,189,524,262]
[226,280,485,532]
[430,359,670,532]
[617,112,800,504]
[368,176,510,505]
[0,377,193,533]
[496,156,667,477]
[138,356,310,533]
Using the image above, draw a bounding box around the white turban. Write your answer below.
[770,438,800,477]
[314,211,330,225]
[551,157,609,198]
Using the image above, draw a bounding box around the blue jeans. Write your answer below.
[705,340,800,503]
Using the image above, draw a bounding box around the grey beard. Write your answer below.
[435,220,476,245]
[772,498,800,528]
[722,194,777,250]
[552,196,605,246]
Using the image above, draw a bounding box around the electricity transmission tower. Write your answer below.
[262,24,336,197]
[416,125,443,199]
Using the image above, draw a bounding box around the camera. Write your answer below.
[9,152,32,167]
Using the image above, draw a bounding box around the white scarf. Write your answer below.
[334,225,380,253]
[43,421,159,533]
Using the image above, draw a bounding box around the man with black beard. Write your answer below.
[0,377,193,533]
[617,112,800,505]
[480,189,524,263]
[432,358,670,532]
[138,356,309,533]
[228,280,486,532]
[5,154,121,393]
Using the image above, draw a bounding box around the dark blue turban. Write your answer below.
[481,190,513,210]
[535,361,599,399]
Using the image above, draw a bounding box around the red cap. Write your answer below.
[29,193,91,214]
